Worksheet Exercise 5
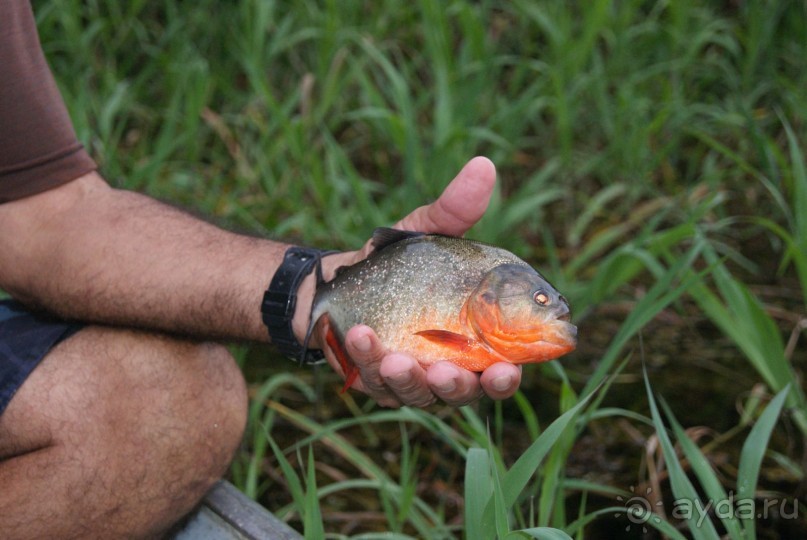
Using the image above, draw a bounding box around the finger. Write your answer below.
[479,363,522,400]
[393,156,496,236]
[426,362,485,407]
[379,353,436,408]
[343,325,402,408]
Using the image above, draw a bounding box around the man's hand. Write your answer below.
[315,157,522,408]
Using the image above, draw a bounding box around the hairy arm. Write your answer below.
[0,171,330,343]
[0,159,521,407]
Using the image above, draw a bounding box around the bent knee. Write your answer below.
[83,329,248,474]
[0,328,248,537]
[7,326,247,491]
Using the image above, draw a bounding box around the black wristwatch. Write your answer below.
[261,246,336,365]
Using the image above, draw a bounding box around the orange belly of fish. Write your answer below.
[318,313,571,392]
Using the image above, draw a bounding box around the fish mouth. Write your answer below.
[559,321,577,341]
[476,319,577,364]
[533,320,577,349]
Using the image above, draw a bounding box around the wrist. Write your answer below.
[291,250,356,347]
[261,246,337,363]
[291,271,317,346]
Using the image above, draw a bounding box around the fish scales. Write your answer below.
[310,231,575,371]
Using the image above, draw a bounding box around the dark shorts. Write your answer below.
[0,300,84,416]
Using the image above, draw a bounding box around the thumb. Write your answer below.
[393,156,496,236]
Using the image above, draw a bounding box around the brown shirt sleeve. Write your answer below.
[0,0,96,203]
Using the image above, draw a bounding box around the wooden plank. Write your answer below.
[173,481,302,540]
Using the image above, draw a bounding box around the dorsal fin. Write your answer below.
[371,227,425,251]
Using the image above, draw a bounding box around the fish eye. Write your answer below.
[533,291,551,306]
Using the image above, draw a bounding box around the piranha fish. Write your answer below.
[308,228,577,391]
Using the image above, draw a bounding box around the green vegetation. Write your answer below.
[39,0,805,537]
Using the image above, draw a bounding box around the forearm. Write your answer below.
[0,172,331,343]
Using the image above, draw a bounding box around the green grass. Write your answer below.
[36,0,807,537]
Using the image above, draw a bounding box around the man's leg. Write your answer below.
[0,326,248,539]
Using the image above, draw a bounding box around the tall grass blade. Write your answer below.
[510,527,573,540]
[513,391,542,441]
[659,397,744,539]
[465,448,492,537]
[581,238,706,397]
[291,407,470,457]
[492,446,512,539]
[736,386,790,540]
[238,374,316,499]
[265,401,450,537]
[565,507,689,540]
[780,118,807,308]
[690,246,807,434]
[266,436,306,522]
[644,369,720,539]
[502,392,592,508]
[537,379,578,527]
[391,424,418,531]
[475,390,595,539]
[303,446,325,538]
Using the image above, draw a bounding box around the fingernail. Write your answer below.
[491,375,512,392]
[354,334,371,353]
[435,378,457,393]
[390,370,412,384]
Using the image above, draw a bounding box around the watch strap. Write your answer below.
[261,246,336,364]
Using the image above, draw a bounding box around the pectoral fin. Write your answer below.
[415,329,509,371]
[414,330,475,352]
